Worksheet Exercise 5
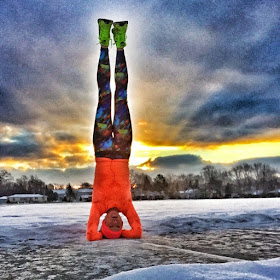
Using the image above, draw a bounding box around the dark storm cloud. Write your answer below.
[135,154,226,177]
[187,80,280,142]
[0,132,41,158]
[137,154,280,179]
[54,131,77,142]
[234,156,280,168]
[0,0,279,182]
[149,0,280,74]
[0,87,35,124]
[149,0,280,144]
[0,0,94,126]
[122,0,279,145]
[192,89,280,127]
[139,154,206,169]
[141,154,280,172]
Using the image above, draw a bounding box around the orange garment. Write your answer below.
[87,157,142,241]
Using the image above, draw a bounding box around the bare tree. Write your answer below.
[153,174,168,194]
[202,165,223,198]
[0,170,13,185]
[80,182,92,189]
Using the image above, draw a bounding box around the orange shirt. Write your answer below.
[87,157,142,241]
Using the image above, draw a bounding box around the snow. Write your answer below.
[8,193,46,198]
[76,188,92,193]
[53,189,66,194]
[1,198,280,244]
[104,258,280,280]
[1,198,280,279]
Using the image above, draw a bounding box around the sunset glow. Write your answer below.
[1,1,279,184]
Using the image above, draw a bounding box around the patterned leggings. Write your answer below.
[93,47,132,159]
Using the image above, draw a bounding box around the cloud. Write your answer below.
[187,82,280,142]
[149,0,280,73]
[136,154,280,178]
[129,0,280,146]
[139,154,205,169]
[1,0,280,181]
[0,128,93,170]
[233,156,280,169]
[53,132,77,142]
[0,0,96,131]
[0,87,36,125]
[9,165,95,185]
[136,154,218,176]
[6,154,280,185]
[0,131,42,158]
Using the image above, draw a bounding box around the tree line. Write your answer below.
[1,162,279,201]
[130,162,280,199]
[0,170,58,201]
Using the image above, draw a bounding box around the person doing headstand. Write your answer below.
[86,19,142,241]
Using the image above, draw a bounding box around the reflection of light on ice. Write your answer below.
[1,198,280,279]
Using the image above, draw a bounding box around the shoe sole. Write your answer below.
[98,18,113,24]
[113,21,128,27]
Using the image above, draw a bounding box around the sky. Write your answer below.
[1,0,280,185]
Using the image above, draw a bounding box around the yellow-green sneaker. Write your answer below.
[98,18,113,47]
[112,21,128,48]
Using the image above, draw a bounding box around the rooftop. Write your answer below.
[8,194,46,198]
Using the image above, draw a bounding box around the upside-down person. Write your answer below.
[86,19,142,241]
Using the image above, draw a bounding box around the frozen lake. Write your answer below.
[1,198,280,279]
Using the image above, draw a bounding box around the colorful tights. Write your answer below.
[93,47,132,159]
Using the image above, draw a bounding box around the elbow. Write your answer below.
[136,225,143,238]
[135,229,142,239]
[121,225,142,239]
[86,231,103,241]
[132,221,143,238]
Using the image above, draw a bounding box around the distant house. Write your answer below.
[131,187,144,200]
[53,189,66,201]
[209,190,222,199]
[186,189,200,199]
[132,189,164,200]
[180,189,200,199]
[0,196,8,204]
[76,188,92,202]
[146,191,163,200]
[8,194,47,203]
[251,190,263,198]
[179,191,187,199]
[267,189,280,197]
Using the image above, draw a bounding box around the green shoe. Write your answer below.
[98,18,113,47]
[112,21,128,48]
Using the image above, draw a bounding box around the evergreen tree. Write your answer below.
[153,174,168,194]
[65,183,75,202]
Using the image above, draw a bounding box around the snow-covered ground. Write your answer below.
[104,258,280,280]
[1,198,280,279]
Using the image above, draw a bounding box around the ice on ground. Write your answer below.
[1,198,280,246]
[1,198,280,279]
[104,258,280,280]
